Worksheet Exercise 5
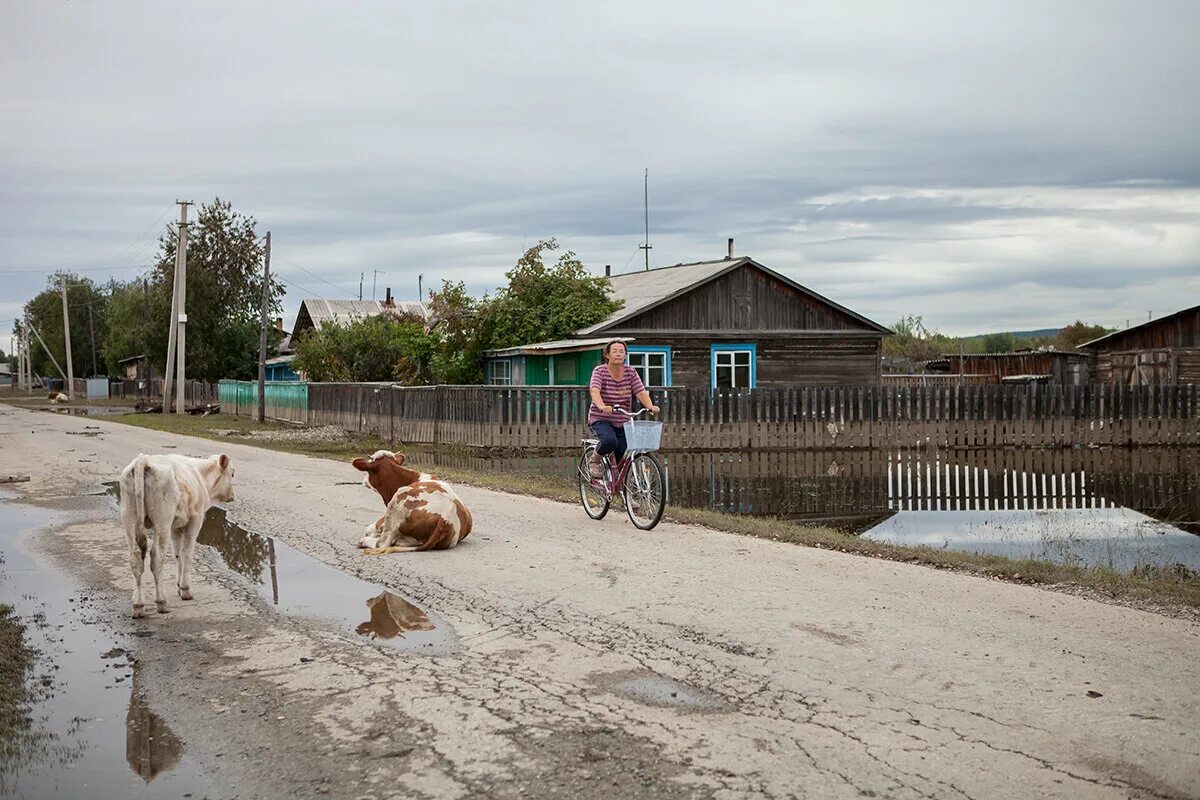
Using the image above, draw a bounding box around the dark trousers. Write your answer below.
[590,421,627,464]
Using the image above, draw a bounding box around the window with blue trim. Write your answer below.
[711,344,756,389]
[626,346,671,388]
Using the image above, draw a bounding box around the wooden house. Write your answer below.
[1078,304,1200,385]
[484,254,889,388]
[292,289,429,340]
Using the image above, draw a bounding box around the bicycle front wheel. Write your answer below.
[622,453,666,530]
[578,450,610,520]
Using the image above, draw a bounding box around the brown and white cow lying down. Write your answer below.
[47,392,69,404]
[119,453,236,616]
[353,450,472,554]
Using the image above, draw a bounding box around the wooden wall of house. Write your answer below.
[1087,307,1200,353]
[1089,347,1200,386]
[946,354,1088,385]
[623,335,882,387]
[618,264,876,332]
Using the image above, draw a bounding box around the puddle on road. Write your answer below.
[38,406,135,417]
[103,482,453,651]
[0,491,208,799]
[595,670,730,712]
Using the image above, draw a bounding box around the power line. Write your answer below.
[278,256,351,296]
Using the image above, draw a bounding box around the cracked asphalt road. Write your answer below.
[2,405,1198,799]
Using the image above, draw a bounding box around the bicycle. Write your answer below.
[577,405,667,530]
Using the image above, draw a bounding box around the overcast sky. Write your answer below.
[2,0,1197,344]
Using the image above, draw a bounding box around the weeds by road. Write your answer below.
[79,411,1200,615]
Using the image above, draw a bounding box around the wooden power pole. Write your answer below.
[257,231,272,423]
[175,202,190,415]
[163,201,191,414]
[60,275,74,399]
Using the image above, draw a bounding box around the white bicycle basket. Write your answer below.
[623,419,663,452]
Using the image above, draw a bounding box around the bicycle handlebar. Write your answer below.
[591,403,651,417]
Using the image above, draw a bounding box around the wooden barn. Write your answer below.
[1078,304,1200,385]
[484,254,889,388]
[928,350,1090,385]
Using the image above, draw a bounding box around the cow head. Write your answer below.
[209,453,236,502]
[352,452,419,505]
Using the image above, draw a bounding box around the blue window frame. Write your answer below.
[710,343,756,389]
[626,346,672,388]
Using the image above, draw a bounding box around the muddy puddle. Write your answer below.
[38,406,135,416]
[0,491,209,799]
[103,483,454,652]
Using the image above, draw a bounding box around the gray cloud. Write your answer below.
[2,0,1198,337]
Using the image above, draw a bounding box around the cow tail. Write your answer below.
[133,455,149,559]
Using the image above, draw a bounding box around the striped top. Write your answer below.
[588,364,645,426]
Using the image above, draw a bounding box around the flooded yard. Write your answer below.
[419,445,1200,573]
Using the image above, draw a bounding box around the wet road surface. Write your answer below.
[0,404,1197,799]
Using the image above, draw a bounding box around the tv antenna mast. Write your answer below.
[639,168,652,271]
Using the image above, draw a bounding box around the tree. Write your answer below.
[978,332,1017,353]
[426,280,491,384]
[143,198,285,381]
[292,313,430,383]
[20,271,110,378]
[486,239,621,350]
[1054,320,1111,350]
[883,315,958,364]
[101,278,152,375]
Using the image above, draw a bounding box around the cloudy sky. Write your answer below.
[2,0,1197,343]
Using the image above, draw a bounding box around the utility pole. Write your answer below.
[372,269,383,301]
[359,272,364,301]
[258,231,272,424]
[639,168,652,270]
[418,274,423,302]
[174,201,191,416]
[87,302,98,376]
[61,275,75,400]
[163,209,184,409]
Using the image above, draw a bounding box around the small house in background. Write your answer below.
[265,317,301,381]
[927,350,1090,385]
[291,289,429,340]
[484,247,890,389]
[0,363,11,387]
[1078,304,1200,386]
[117,354,160,383]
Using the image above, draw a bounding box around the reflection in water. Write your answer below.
[197,506,274,589]
[356,591,436,639]
[125,669,184,783]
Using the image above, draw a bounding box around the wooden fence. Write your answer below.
[222,382,1200,449]
[107,379,219,406]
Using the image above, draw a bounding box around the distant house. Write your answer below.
[928,350,1090,385]
[117,354,161,383]
[484,254,890,388]
[1078,303,1200,386]
[0,363,11,387]
[264,317,300,381]
[291,289,430,340]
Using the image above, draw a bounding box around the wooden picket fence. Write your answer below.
[222,382,1200,450]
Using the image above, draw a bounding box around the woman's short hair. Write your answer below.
[603,339,627,357]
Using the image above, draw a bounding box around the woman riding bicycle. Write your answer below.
[587,340,660,478]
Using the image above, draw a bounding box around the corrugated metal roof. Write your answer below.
[576,257,890,336]
[298,299,429,329]
[486,336,634,358]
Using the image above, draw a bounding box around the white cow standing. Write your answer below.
[119,453,236,617]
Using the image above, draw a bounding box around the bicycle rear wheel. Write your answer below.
[622,453,666,530]
[578,449,610,520]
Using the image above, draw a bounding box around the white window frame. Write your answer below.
[487,359,512,386]
[711,344,756,389]
[626,346,671,388]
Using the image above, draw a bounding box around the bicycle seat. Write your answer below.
[581,438,599,446]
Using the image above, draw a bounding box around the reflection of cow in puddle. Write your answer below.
[356,591,435,639]
[126,670,184,782]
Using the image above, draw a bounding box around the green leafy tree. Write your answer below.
[101,278,153,375]
[292,313,431,383]
[883,315,959,364]
[1053,320,1111,350]
[486,239,621,350]
[978,331,1018,353]
[426,279,492,384]
[20,272,110,378]
[144,198,285,381]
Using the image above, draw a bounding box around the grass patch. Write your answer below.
[104,413,1200,612]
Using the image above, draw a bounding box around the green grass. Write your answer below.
[100,413,1200,612]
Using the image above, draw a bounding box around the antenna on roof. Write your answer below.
[639,168,652,271]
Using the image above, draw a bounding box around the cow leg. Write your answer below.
[128,537,147,617]
[149,524,172,613]
[176,516,203,601]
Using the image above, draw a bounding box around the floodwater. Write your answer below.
[418,445,1200,572]
[39,406,135,416]
[102,485,453,652]
[0,491,208,799]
